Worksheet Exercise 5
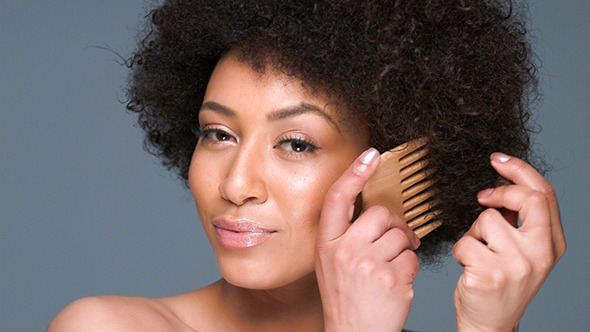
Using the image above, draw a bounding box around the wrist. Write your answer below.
[457,322,518,332]
[456,316,518,332]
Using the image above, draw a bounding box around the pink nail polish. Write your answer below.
[491,152,510,163]
[361,148,378,165]
[478,188,494,198]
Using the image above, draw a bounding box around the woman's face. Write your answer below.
[189,54,369,289]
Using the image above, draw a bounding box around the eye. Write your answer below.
[198,127,236,146]
[285,140,309,153]
[274,136,319,155]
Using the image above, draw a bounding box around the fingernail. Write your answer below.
[413,232,421,248]
[491,152,510,163]
[478,188,494,199]
[361,148,379,165]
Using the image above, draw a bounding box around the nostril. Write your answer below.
[219,170,268,206]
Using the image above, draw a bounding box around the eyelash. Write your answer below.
[273,134,320,155]
[197,126,320,156]
[197,126,235,146]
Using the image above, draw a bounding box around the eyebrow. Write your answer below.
[267,103,341,133]
[200,101,342,133]
[200,101,236,117]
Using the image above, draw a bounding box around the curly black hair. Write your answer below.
[126,0,540,263]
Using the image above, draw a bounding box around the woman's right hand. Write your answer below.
[315,148,421,332]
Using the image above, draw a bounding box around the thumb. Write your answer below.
[317,148,380,243]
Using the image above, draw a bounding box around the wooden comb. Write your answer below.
[361,137,442,238]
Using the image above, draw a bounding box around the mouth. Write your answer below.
[212,218,275,249]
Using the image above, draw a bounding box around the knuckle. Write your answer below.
[451,241,462,258]
[388,227,408,243]
[398,248,419,264]
[357,258,378,276]
[480,208,500,221]
[513,160,529,174]
[463,266,508,291]
[333,246,355,266]
[366,205,394,219]
[526,191,549,207]
[556,241,567,259]
[323,190,344,206]
[376,270,410,296]
[453,236,467,251]
[377,270,397,287]
[403,250,420,276]
[386,282,413,302]
[539,181,556,196]
[478,208,501,228]
[511,257,533,281]
[453,236,473,258]
[536,252,555,272]
[462,273,485,291]
[489,268,508,290]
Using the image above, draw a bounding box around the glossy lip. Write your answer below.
[212,218,275,249]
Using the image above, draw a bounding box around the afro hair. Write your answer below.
[126,0,540,263]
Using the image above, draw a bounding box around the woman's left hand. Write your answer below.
[315,148,420,332]
[453,153,566,332]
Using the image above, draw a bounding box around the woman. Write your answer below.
[48,0,565,331]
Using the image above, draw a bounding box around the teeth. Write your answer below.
[402,179,435,199]
[400,159,429,178]
[407,209,441,229]
[399,147,429,165]
[414,220,443,239]
[362,137,439,239]
[403,191,434,210]
[401,167,434,188]
[404,199,438,220]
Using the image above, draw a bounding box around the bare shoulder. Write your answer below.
[157,281,225,330]
[47,295,196,332]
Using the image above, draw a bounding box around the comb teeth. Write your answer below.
[402,178,435,199]
[407,209,440,229]
[405,199,439,220]
[414,220,443,239]
[361,137,441,238]
[401,166,434,188]
[400,159,430,178]
[399,146,429,166]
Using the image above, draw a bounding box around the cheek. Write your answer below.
[188,152,218,216]
[286,176,325,230]
[277,163,349,234]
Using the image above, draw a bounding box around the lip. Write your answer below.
[212,218,275,249]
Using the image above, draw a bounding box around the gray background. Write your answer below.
[2,1,588,331]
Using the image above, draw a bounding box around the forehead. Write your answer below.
[204,55,328,110]
[201,53,369,144]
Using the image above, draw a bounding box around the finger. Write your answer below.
[452,234,494,267]
[390,249,420,279]
[490,153,555,196]
[348,205,419,249]
[489,153,565,257]
[370,224,416,260]
[477,185,551,233]
[318,148,380,242]
[464,208,517,254]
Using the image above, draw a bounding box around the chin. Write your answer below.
[217,258,315,290]
[222,271,295,290]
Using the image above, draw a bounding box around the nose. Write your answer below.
[219,144,268,206]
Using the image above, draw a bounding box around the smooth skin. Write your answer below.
[47,54,565,331]
[453,153,566,331]
[316,148,421,331]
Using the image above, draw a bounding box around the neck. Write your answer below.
[219,273,324,331]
